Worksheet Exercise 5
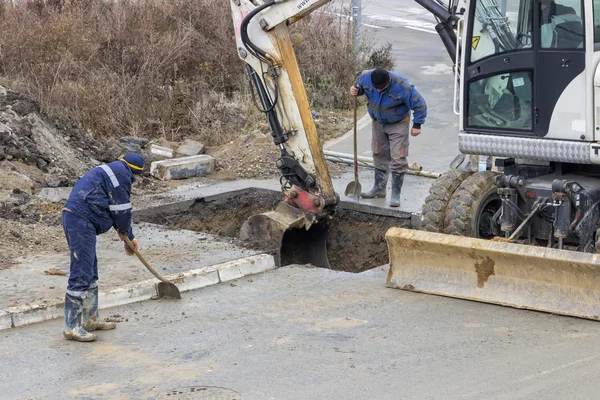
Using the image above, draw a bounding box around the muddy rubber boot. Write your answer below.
[389,172,404,208]
[361,168,388,199]
[82,285,116,332]
[63,293,97,342]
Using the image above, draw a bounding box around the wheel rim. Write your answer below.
[476,192,502,239]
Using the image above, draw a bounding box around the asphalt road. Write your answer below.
[3,266,600,400]
[326,0,460,174]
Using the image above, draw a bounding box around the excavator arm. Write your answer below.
[231,0,336,207]
[231,0,338,267]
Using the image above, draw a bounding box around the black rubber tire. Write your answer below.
[444,171,501,238]
[420,170,471,233]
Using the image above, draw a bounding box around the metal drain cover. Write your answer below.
[157,386,242,400]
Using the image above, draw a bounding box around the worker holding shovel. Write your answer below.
[61,153,144,342]
[350,68,427,207]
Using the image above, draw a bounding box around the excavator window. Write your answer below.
[471,0,532,63]
[467,71,532,130]
[594,0,600,46]
[540,0,584,49]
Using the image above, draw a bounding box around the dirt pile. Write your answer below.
[208,131,280,179]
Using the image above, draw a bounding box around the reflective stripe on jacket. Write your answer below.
[65,160,135,239]
[356,69,427,126]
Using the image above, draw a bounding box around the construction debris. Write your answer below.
[149,144,174,159]
[150,155,215,180]
[44,268,66,276]
[177,139,205,157]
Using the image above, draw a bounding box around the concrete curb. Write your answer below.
[1,254,275,331]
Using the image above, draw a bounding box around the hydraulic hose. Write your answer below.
[240,0,276,61]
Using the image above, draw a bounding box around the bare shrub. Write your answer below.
[0,0,392,145]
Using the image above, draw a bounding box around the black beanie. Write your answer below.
[371,68,390,89]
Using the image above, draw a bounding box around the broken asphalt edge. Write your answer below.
[0,253,275,331]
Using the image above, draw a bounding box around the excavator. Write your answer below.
[230,0,600,320]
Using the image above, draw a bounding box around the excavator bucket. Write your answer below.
[386,228,600,320]
[239,201,330,269]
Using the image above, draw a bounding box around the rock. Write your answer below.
[37,187,72,203]
[118,141,142,154]
[150,155,215,181]
[11,100,39,116]
[177,139,205,157]
[149,144,173,159]
[44,176,69,188]
[119,137,149,148]
[7,191,29,206]
[36,158,48,171]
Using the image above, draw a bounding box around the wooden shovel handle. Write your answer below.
[123,236,169,284]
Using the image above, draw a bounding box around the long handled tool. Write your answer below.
[123,236,181,299]
[344,94,361,200]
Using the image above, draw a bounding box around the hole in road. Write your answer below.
[137,188,413,273]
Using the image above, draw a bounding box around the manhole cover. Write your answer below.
[157,386,242,400]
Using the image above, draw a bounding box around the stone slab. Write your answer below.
[150,144,173,159]
[150,155,215,181]
[177,139,205,157]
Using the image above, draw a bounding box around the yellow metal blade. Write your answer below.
[386,228,600,320]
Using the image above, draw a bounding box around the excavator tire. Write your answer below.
[444,171,500,238]
[420,170,471,233]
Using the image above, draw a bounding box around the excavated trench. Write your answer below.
[136,188,415,273]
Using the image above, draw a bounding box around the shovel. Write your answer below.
[123,236,182,299]
[344,95,361,200]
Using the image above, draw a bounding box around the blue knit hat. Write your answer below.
[119,153,145,174]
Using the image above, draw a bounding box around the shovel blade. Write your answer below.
[157,282,182,299]
[344,181,362,200]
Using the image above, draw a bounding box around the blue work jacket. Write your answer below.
[65,160,135,239]
[356,69,427,127]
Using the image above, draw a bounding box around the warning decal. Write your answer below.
[472,36,481,50]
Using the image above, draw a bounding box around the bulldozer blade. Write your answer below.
[386,227,600,321]
[240,201,330,268]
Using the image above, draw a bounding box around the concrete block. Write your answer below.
[177,139,205,157]
[0,310,13,330]
[9,301,64,328]
[166,267,220,293]
[217,254,276,282]
[37,187,71,203]
[150,144,173,159]
[99,279,158,309]
[150,155,215,181]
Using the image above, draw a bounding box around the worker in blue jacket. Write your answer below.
[62,153,144,342]
[350,68,427,207]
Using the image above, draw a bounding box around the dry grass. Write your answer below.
[0,0,393,146]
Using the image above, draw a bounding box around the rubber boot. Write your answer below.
[361,168,388,199]
[389,172,404,208]
[82,285,116,332]
[63,293,98,342]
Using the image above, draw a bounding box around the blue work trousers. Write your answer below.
[62,211,98,294]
